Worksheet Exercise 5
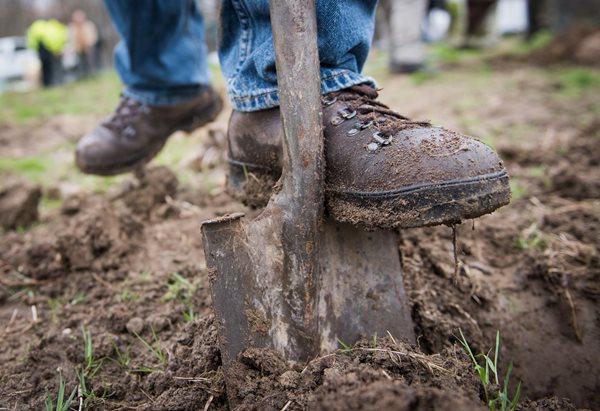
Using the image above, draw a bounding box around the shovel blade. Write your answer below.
[318,221,415,351]
[202,214,415,365]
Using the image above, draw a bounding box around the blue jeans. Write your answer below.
[105,0,377,111]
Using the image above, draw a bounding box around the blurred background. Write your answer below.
[1,0,599,93]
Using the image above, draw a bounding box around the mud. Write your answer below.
[1,60,599,410]
[0,176,41,230]
[225,339,484,411]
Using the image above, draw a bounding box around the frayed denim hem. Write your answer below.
[228,70,377,112]
[124,84,211,107]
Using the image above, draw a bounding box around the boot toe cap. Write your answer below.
[75,127,121,174]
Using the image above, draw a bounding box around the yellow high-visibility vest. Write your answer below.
[27,19,69,55]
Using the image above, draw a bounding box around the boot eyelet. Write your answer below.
[372,131,393,146]
[322,96,337,106]
[347,126,361,136]
[123,125,137,139]
[340,108,357,119]
[360,121,373,129]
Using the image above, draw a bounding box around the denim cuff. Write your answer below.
[124,84,210,107]
[228,69,377,112]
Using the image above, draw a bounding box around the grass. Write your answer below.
[430,43,483,65]
[527,165,552,190]
[163,272,197,303]
[509,180,528,201]
[45,371,77,411]
[0,150,123,195]
[458,329,521,411]
[110,340,132,369]
[0,72,121,125]
[74,326,108,408]
[117,288,140,303]
[553,67,600,98]
[134,327,168,366]
[76,369,107,408]
[162,272,200,322]
[515,224,547,252]
[499,31,553,58]
[336,338,353,354]
[81,325,104,378]
[182,306,197,323]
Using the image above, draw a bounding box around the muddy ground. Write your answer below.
[0,55,598,410]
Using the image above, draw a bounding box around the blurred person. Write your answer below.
[76,0,510,228]
[526,0,550,40]
[425,0,451,43]
[26,18,68,87]
[464,0,498,47]
[69,9,99,78]
[388,0,428,73]
[92,26,106,71]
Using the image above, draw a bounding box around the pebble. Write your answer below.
[126,317,144,335]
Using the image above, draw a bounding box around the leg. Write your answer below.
[105,0,211,106]
[224,0,511,229]
[76,0,223,175]
[38,44,53,87]
[388,0,428,73]
[219,0,378,112]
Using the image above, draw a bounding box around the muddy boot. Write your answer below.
[76,86,223,176]
[227,84,510,229]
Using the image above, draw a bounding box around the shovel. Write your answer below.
[201,0,414,380]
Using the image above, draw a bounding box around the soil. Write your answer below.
[528,26,600,67]
[1,59,599,410]
[0,176,41,230]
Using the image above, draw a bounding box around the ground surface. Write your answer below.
[0,44,599,410]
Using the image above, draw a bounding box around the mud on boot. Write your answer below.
[227,84,511,229]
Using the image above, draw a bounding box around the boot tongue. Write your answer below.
[347,83,379,99]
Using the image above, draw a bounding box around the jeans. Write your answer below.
[104,0,377,111]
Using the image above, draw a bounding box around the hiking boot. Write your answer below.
[227,84,510,229]
[76,86,223,175]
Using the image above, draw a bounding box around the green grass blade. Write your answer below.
[56,373,65,410]
[457,329,479,366]
[45,391,54,411]
[336,337,352,352]
[510,382,522,410]
[63,385,78,411]
[484,355,494,385]
[504,361,514,391]
[494,331,501,385]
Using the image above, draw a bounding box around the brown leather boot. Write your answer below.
[228,84,510,229]
[76,85,223,176]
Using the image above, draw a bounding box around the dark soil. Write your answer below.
[0,176,41,230]
[1,60,598,410]
[528,26,600,67]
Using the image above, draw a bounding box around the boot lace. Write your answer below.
[323,85,430,152]
[102,95,149,139]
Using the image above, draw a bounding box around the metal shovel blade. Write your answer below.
[202,214,415,364]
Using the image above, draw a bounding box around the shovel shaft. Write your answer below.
[270,0,324,356]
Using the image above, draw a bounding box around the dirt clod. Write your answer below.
[0,175,41,230]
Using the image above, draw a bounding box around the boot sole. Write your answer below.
[228,161,511,229]
[77,97,223,176]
